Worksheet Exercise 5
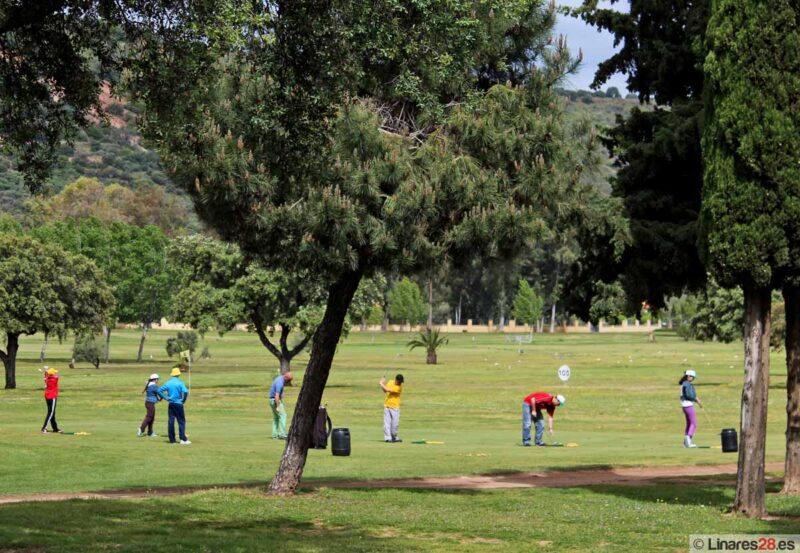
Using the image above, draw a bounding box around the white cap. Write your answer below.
[149,373,160,380]
[685,370,696,378]
[556,394,566,406]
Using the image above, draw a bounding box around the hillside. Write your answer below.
[0,90,647,214]
[0,91,173,215]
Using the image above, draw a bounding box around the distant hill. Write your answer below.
[0,90,174,216]
[0,87,648,214]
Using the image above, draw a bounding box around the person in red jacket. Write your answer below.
[522,392,565,446]
[41,367,62,434]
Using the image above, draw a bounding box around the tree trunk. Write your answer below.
[136,325,148,363]
[426,351,437,364]
[39,332,49,363]
[733,286,771,517]
[2,332,20,389]
[550,303,556,334]
[103,325,112,363]
[279,356,291,375]
[268,269,363,495]
[427,278,433,330]
[456,292,462,326]
[782,285,800,494]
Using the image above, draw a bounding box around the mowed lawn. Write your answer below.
[1,330,799,552]
[0,329,790,495]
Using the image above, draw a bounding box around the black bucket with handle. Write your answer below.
[332,428,351,456]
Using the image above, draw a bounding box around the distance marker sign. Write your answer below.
[558,365,571,382]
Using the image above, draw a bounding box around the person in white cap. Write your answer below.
[522,392,565,446]
[139,373,166,437]
[679,369,703,448]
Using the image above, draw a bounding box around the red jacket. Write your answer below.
[44,373,59,399]
[523,392,556,417]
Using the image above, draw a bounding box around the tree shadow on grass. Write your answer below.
[0,498,422,553]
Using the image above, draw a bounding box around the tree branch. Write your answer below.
[287,332,313,360]
[279,323,291,357]
[252,312,282,359]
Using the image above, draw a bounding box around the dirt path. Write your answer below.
[0,463,784,505]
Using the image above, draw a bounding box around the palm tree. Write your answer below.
[407,328,449,365]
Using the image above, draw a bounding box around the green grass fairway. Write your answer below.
[1,329,797,551]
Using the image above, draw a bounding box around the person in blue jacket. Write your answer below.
[138,373,166,437]
[679,369,703,448]
[160,366,191,445]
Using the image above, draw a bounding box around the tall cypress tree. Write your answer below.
[702,0,800,516]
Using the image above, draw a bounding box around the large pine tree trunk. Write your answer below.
[2,332,20,389]
[136,325,148,363]
[733,287,771,517]
[782,285,800,494]
[268,270,363,495]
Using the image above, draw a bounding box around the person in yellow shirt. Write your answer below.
[380,374,404,443]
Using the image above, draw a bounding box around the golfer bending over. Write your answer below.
[380,374,404,443]
[269,372,293,439]
[522,392,565,446]
[160,367,190,445]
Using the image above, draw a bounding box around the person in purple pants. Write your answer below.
[679,369,703,448]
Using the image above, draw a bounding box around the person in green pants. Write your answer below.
[268,372,293,439]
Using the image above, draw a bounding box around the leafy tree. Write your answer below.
[605,86,621,99]
[513,280,543,336]
[0,234,114,388]
[73,335,103,369]
[113,225,172,362]
[129,0,600,495]
[407,328,449,365]
[166,331,198,360]
[349,273,387,331]
[702,0,800,515]
[588,281,627,326]
[0,1,123,192]
[689,280,744,343]
[26,177,193,237]
[388,278,426,330]
[169,235,325,375]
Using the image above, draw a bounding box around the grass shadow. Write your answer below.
[0,499,425,553]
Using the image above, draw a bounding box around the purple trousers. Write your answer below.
[683,406,697,437]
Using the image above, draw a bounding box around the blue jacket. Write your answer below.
[681,381,697,402]
[269,375,285,400]
[145,382,166,403]
[159,377,189,405]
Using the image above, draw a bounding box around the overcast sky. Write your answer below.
[554,0,630,94]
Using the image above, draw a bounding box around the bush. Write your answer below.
[73,335,103,369]
[166,331,198,360]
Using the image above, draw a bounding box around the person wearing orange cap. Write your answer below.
[41,367,62,434]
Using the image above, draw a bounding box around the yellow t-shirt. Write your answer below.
[384,381,403,409]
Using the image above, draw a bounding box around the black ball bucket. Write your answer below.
[721,428,738,453]
[332,428,351,456]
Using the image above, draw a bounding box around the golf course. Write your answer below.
[1,329,798,552]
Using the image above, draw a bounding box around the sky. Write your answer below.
[554,0,630,94]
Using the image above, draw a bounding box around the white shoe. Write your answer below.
[149,433,159,438]
[180,440,192,445]
[137,428,144,437]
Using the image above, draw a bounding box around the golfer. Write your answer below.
[679,369,702,448]
[380,374,404,443]
[138,373,165,437]
[269,372,293,439]
[41,367,62,434]
[522,392,565,446]
[159,367,191,445]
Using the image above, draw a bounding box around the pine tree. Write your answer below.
[129,0,606,494]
